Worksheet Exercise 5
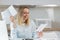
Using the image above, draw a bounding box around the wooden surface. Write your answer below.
[43,28,60,32]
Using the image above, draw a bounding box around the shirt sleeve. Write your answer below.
[31,20,37,38]
[10,21,18,39]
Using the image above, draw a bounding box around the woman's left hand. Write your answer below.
[37,32,43,38]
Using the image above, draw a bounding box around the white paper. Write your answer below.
[0,21,8,40]
[36,24,48,32]
[8,5,17,16]
[1,5,17,24]
[1,9,11,24]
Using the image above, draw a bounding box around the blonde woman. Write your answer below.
[10,6,43,39]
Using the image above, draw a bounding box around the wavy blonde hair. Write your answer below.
[17,6,30,25]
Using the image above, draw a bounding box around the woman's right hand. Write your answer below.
[10,16,15,23]
[10,16,16,28]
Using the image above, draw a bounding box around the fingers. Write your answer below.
[10,16,15,23]
[37,32,43,38]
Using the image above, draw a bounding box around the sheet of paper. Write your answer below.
[36,24,48,32]
[0,21,8,40]
[1,9,11,24]
[1,5,17,24]
[8,5,17,16]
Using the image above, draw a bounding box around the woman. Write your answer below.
[10,6,43,39]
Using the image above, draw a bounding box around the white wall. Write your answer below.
[30,7,48,19]
[54,7,60,22]
[0,0,60,5]
[52,7,60,28]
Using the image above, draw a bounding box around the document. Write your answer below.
[8,5,17,16]
[1,5,17,24]
[0,21,8,40]
[36,24,48,32]
[1,9,11,24]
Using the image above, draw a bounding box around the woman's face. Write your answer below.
[22,8,29,20]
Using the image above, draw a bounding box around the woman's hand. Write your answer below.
[37,32,43,38]
[10,16,16,28]
[10,16,15,23]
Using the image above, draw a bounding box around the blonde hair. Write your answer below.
[17,6,30,25]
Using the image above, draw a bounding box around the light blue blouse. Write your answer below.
[11,19,37,39]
